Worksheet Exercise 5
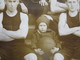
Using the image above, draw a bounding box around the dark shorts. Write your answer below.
[58,40,80,60]
[0,39,34,60]
[37,52,54,60]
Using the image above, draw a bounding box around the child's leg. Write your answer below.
[53,53,64,60]
[24,53,37,60]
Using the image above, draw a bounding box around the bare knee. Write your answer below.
[24,53,37,60]
[54,53,64,60]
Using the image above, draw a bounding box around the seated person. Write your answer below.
[31,15,61,60]
[0,0,36,60]
[57,0,80,60]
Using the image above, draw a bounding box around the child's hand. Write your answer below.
[34,48,44,55]
[50,47,59,54]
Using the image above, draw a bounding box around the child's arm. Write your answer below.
[53,31,61,48]
[31,33,44,55]
[31,34,37,49]
[50,31,60,54]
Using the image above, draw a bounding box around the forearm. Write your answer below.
[3,13,29,39]
[58,2,68,10]
[59,13,80,36]
[73,31,80,37]
[3,29,28,39]
[49,0,66,14]
[0,32,14,41]
[59,26,80,36]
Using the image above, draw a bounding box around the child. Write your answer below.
[31,15,61,60]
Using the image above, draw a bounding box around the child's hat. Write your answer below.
[36,15,53,26]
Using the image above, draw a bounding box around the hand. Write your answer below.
[50,47,59,54]
[39,0,48,6]
[34,48,44,55]
[66,24,80,31]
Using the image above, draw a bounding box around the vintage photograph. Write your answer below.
[0,0,80,60]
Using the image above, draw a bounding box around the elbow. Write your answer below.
[19,29,28,39]
[59,33,64,36]
[17,33,27,39]
[21,34,27,39]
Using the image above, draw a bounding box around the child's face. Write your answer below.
[38,22,47,33]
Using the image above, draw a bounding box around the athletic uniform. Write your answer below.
[59,12,80,60]
[0,11,33,60]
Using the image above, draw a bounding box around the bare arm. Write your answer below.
[20,3,28,14]
[0,0,5,10]
[0,13,14,41]
[3,13,29,39]
[49,0,66,14]
[73,31,80,37]
[58,13,80,36]
[57,2,68,10]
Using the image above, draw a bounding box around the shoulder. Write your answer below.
[60,13,66,17]
[59,13,67,21]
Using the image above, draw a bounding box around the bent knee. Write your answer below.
[24,53,37,60]
[54,53,64,60]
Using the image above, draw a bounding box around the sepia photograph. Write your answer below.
[0,0,80,60]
